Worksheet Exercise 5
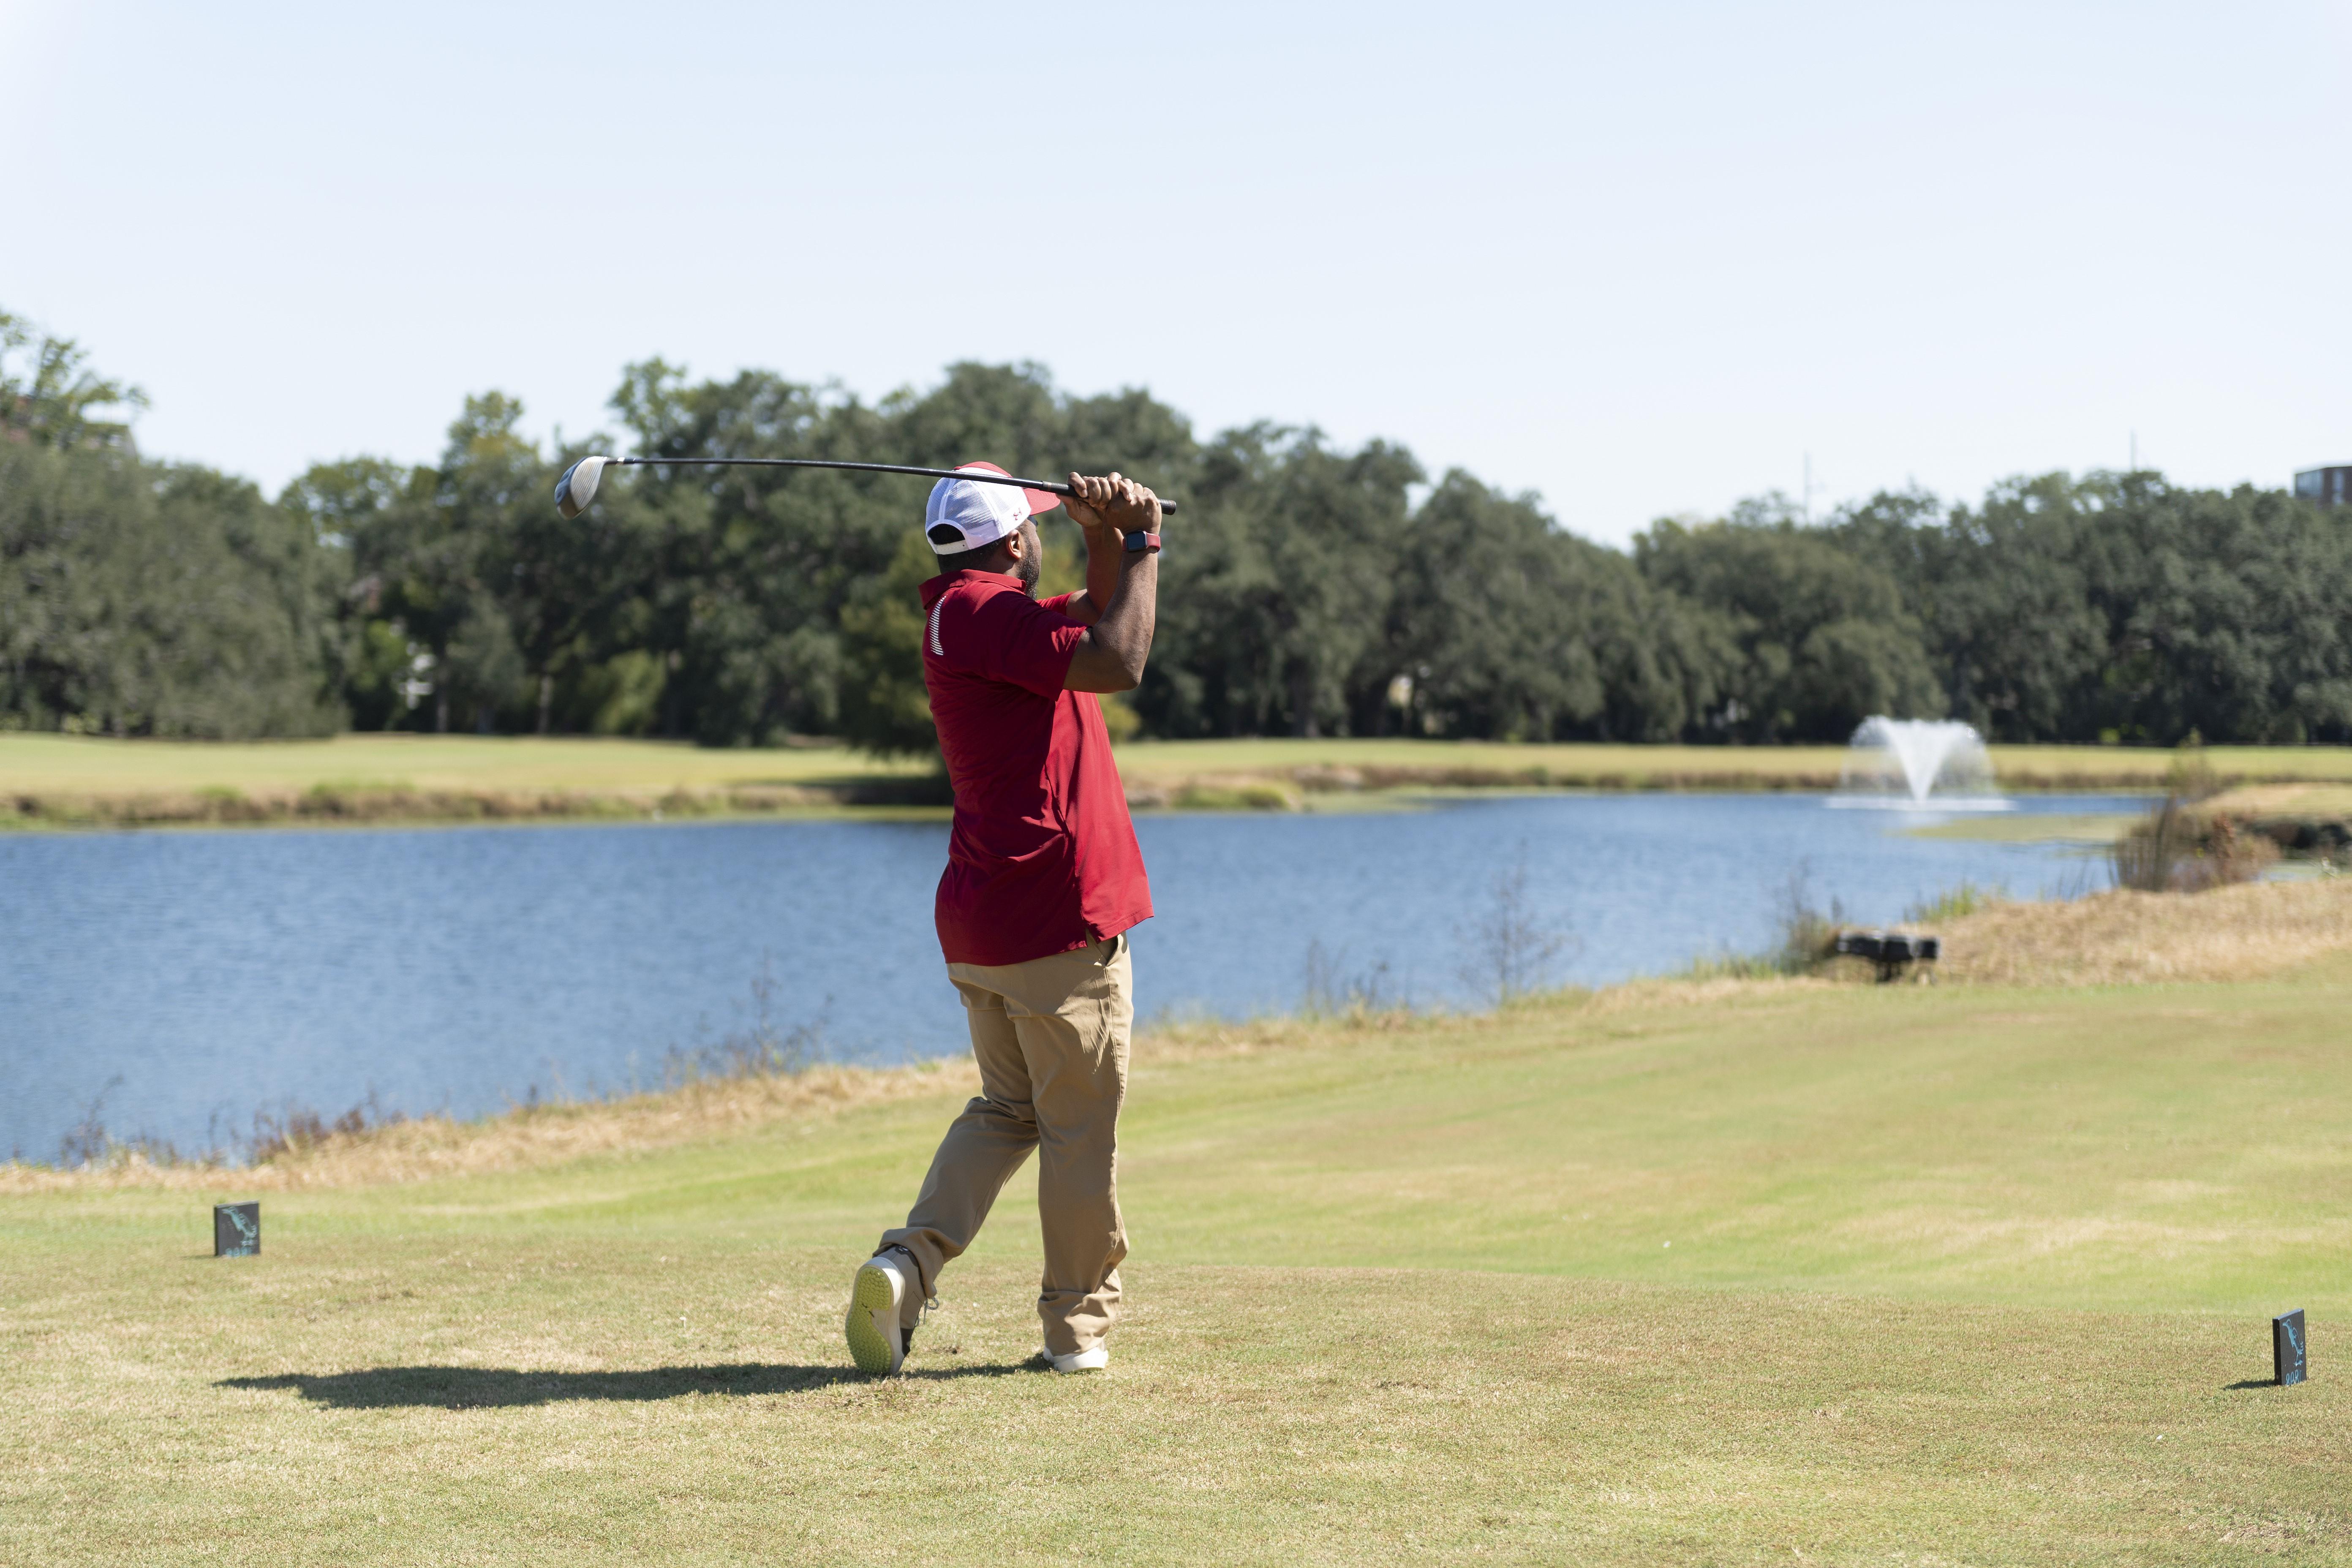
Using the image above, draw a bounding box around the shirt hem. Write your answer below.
[937,910,1150,969]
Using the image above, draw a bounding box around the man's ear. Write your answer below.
[978,533,1021,574]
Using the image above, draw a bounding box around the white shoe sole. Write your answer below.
[844,1258,906,1376]
[1044,1345,1109,1374]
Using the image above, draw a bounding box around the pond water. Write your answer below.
[0,793,2133,1162]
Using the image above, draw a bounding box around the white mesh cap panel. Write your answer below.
[923,467,1032,555]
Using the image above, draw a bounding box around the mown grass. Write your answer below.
[0,733,939,828]
[5,904,2349,1563]
[0,732,906,794]
[1905,811,2144,844]
[10,732,2352,829]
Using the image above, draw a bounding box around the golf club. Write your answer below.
[553,456,1179,520]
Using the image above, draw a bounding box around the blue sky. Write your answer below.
[3,1,2346,544]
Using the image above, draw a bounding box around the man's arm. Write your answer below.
[1055,499,1127,628]
[1062,472,1162,694]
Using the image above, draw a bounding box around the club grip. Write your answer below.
[1060,486,1176,517]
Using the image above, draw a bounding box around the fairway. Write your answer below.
[5,964,2347,1564]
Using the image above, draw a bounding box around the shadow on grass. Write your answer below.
[220,1359,1033,1408]
[2224,1378,2285,1391]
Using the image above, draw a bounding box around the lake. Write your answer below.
[0,793,2132,1162]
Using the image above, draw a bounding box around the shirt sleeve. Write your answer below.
[962,588,1085,699]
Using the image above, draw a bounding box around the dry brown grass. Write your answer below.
[1130,1005,1441,1063]
[1576,971,1838,1012]
[0,1058,977,1195]
[0,996,1704,1196]
[2206,781,2352,817]
[1934,875,2352,985]
[9,1011,1448,1197]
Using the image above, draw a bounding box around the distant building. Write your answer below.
[2297,466,2351,508]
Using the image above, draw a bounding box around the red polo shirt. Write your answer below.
[919,570,1154,967]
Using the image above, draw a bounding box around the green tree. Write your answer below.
[1381,475,1606,739]
[1355,474,1741,743]
[0,310,147,451]
[38,290,2352,756]
[282,457,414,730]
[610,359,1199,748]
[2061,474,2352,743]
[1143,426,1419,738]
[0,442,339,737]
[324,395,547,733]
[835,531,942,756]
[1831,483,2106,741]
[1636,503,1944,741]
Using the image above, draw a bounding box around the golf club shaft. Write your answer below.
[612,456,1179,514]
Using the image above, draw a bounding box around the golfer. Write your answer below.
[845,464,1164,1376]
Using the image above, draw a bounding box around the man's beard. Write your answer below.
[1014,550,1040,596]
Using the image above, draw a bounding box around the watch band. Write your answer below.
[1123,530,1162,554]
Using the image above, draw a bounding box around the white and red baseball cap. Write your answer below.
[923,461,1063,555]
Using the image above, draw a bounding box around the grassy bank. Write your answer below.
[1116,737,2352,794]
[0,733,939,828]
[5,887,2349,1563]
[11,731,2352,830]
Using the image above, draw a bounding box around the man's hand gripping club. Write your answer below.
[1061,472,1162,694]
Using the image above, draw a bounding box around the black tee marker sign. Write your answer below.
[213,1202,259,1258]
[2273,1309,2307,1387]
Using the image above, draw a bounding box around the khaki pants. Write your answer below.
[879,934,1132,1357]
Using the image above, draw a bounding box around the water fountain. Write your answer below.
[1829,716,2012,810]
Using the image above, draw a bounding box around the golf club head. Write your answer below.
[554,455,611,519]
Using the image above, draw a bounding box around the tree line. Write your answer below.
[6,307,2349,751]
